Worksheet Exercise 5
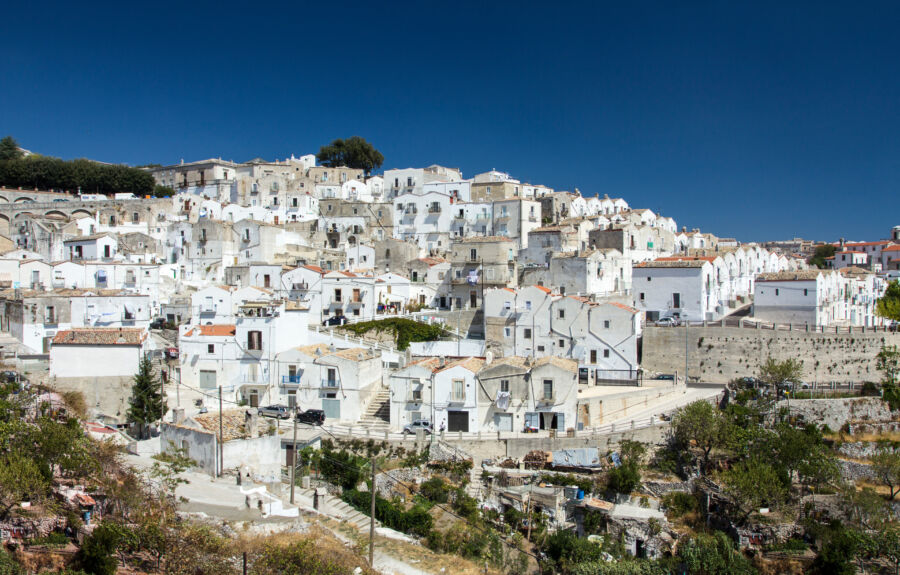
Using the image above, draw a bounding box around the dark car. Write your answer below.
[323,315,348,326]
[296,409,326,426]
[258,405,292,419]
[150,317,167,330]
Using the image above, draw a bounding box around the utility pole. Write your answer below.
[290,411,298,504]
[684,320,689,386]
[369,455,377,566]
[525,481,534,542]
[218,386,224,477]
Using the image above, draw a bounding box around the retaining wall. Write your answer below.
[642,325,900,384]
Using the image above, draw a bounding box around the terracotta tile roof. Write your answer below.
[757,270,823,281]
[418,257,448,266]
[325,347,379,362]
[840,241,891,247]
[184,324,236,337]
[455,236,515,243]
[884,245,900,252]
[303,265,325,274]
[533,285,552,294]
[52,327,146,346]
[533,356,579,372]
[64,233,111,243]
[836,251,866,255]
[412,356,485,373]
[839,267,872,276]
[635,260,708,268]
[295,343,332,357]
[607,301,639,314]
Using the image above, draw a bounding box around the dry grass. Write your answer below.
[825,430,900,443]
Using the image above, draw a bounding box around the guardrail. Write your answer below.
[317,415,667,443]
[648,318,894,334]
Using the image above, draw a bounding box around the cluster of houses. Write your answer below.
[0,154,895,432]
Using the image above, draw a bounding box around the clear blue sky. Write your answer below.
[2,1,898,242]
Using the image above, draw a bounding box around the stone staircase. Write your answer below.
[359,388,390,428]
[294,487,377,530]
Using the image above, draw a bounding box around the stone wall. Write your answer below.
[642,325,900,384]
[780,397,895,431]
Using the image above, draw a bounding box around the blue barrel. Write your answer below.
[577,489,585,500]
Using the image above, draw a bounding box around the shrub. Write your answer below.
[661,491,699,518]
[76,522,121,575]
[419,477,449,504]
[607,461,641,494]
[342,489,433,537]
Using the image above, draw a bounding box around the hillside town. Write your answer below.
[2,138,900,575]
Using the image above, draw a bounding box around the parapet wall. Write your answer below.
[642,325,900,384]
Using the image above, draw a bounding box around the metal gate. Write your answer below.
[322,399,341,421]
[494,413,512,432]
[448,410,469,432]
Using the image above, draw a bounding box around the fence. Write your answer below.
[319,415,666,444]
[650,318,895,334]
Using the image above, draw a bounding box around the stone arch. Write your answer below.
[44,210,68,220]
[71,209,93,219]
[14,196,34,203]
[0,195,8,203]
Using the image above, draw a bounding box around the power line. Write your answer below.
[301,423,543,561]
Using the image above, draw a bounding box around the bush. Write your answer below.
[28,532,69,546]
[661,491,699,518]
[341,318,445,350]
[607,461,641,494]
[419,477,449,504]
[451,488,479,519]
[342,489,433,538]
[76,523,120,575]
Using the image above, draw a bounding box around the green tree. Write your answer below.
[317,136,384,176]
[719,458,788,520]
[0,136,23,162]
[76,522,121,575]
[811,524,858,575]
[676,531,756,575]
[671,400,731,473]
[0,454,49,518]
[870,441,900,499]
[757,356,803,391]
[808,244,837,269]
[607,461,641,494]
[877,280,900,322]
[126,355,164,440]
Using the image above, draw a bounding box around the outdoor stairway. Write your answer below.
[359,389,390,428]
[294,487,377,530]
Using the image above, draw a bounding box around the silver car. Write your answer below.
[402,420,433,434]
[257,404,292,419]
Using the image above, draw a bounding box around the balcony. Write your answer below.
[322,379,339,389]
[200,304,217,314]
[407,391,423,403]
[449,394,467,404]
[537,394,556,405]
[291,282,309,291]
[528,215,538,222]
[428,205,441,214]
[281,375,302,385]
[236,373,268,385]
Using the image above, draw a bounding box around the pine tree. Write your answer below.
[127,355,164,439]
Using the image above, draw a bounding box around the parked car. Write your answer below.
[296,409,326,426]
[655,316,681,327]
[258,405,292,419]
[323,315,348,326]
[402,420,433,434]
[150,317,168,330]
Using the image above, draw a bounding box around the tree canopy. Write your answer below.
[0,136,155,195]
[757,356,803,389]
[317,136,384,175]
[0,136,23,162]
[876,280,900,322]
[808,244,837,269]
[127,355,165,439]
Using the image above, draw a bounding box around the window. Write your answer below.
[452,379,465,401]
[604,320,610,329]
[524,328,532,339]
[412,388,422,401]
[542,379,553,400]
[775,289,780,296]
[558,339,565,348]
[470,248,477,261]
[590,350,597,363]
[247,331,262,350]
[603,349,610,358]
[44,306,56,324]
[537,345,545,352]
[334,289,342,302]
[640,292,645,301]
[647,277,651,282]
[504,327,511,337]
[672,293,681,308]
[287,390,297,408]
[500,379,510,393]
[207,344,215,354]
[525,301,532,310]
[804,289,808,296]
[132,212,139,224]
[558,309,565,319]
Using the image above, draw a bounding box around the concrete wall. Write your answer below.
[50,344,142,378]
[49,375,135,424]
[642,325,900,384]
[160,423,218,475]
